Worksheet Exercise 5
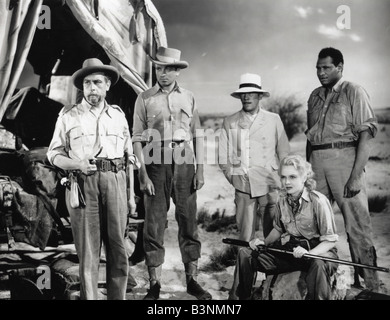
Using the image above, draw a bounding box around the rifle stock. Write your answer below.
[222,238,389,273]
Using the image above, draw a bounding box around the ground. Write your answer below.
[125,122,390,300]
[1,123,389,300]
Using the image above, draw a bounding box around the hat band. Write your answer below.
[239,83,262,90]
[156,54,181,64]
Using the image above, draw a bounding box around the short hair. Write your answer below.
[279,154,316,191]
[318,47,344,66]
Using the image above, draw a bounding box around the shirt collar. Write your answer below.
[316,77,344,99]
[281,187,310,203]
[242,109,259,121]
[301,187,310,203]
[332,77,344,93]
[153,81,182,94]
[81,98,112,117]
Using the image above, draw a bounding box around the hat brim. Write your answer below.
[149,56,189,69]
[231,88,270,99]
[72,65,120,91]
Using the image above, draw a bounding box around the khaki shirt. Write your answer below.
[132,83,202,143]
[274,188,339,243]
[47,99,133,164]
[306,78,378,145]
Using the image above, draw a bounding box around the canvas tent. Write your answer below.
[0,0,167,123]
[0,0,167,254]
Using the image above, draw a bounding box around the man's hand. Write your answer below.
[128,197,137,217]
[193,170,204,190]
[293,246,308,258]
[140,175,155,196]
[249,238,265,251]
[80,159,97,175]
[344,176,361,198]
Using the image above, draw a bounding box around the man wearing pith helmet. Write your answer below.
[47,58,138,300]
[132,47,211,300]
[218,73,290,299]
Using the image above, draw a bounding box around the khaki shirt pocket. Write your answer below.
[329,102,350,135]
[105,127,124,156]
[68,126,86,155]
[180,106,193,131]
[296,213,315,238]
[146,106,163,130]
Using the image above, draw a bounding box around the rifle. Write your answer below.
[222,238,389,273]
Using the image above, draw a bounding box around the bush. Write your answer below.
[262,94,306,140]
[197,209,237,233]
[368,194,387,213]
[200,245,238,272]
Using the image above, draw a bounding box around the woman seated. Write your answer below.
[230,154,339,300]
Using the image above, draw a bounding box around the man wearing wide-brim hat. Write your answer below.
[47,58,138,300]
[218,73,290,298]
[132,47,212,300]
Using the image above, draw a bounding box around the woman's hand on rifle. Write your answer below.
[293,246,308,258]
[249,238,265,251]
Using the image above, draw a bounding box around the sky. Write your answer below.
[153,0,390,114]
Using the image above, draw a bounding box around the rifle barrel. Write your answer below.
[222,238,389,273]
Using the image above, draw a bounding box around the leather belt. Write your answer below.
[94,158,125,172]
[311,140,357,151]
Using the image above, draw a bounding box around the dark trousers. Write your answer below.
[232,247,339,300]
[143,159,201,267]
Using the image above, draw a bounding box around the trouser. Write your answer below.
[235,190,277,241]
[310,147,379,291]
[66,170,129,300]
[143,157,201,267]
[232,246,338,300]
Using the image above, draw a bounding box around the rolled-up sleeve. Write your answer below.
[123,117,134,155]
[349,85,378,138]
[47,113,68,165]
[132,95,147,143]
[314,193,339,243]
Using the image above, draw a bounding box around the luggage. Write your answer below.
[0,147,72,250]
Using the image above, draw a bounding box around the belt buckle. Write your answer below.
[101,160,110,172]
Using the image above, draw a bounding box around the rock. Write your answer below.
[252,265,353,300]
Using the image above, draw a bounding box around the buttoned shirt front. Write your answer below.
[274,188,339,243]
[47,99,133,164]
[306,78,378,145]
[132,82,202,143]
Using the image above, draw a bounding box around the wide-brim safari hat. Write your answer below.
[72,58,120,90]
[149,47,189,69]
[231,73,270,98]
